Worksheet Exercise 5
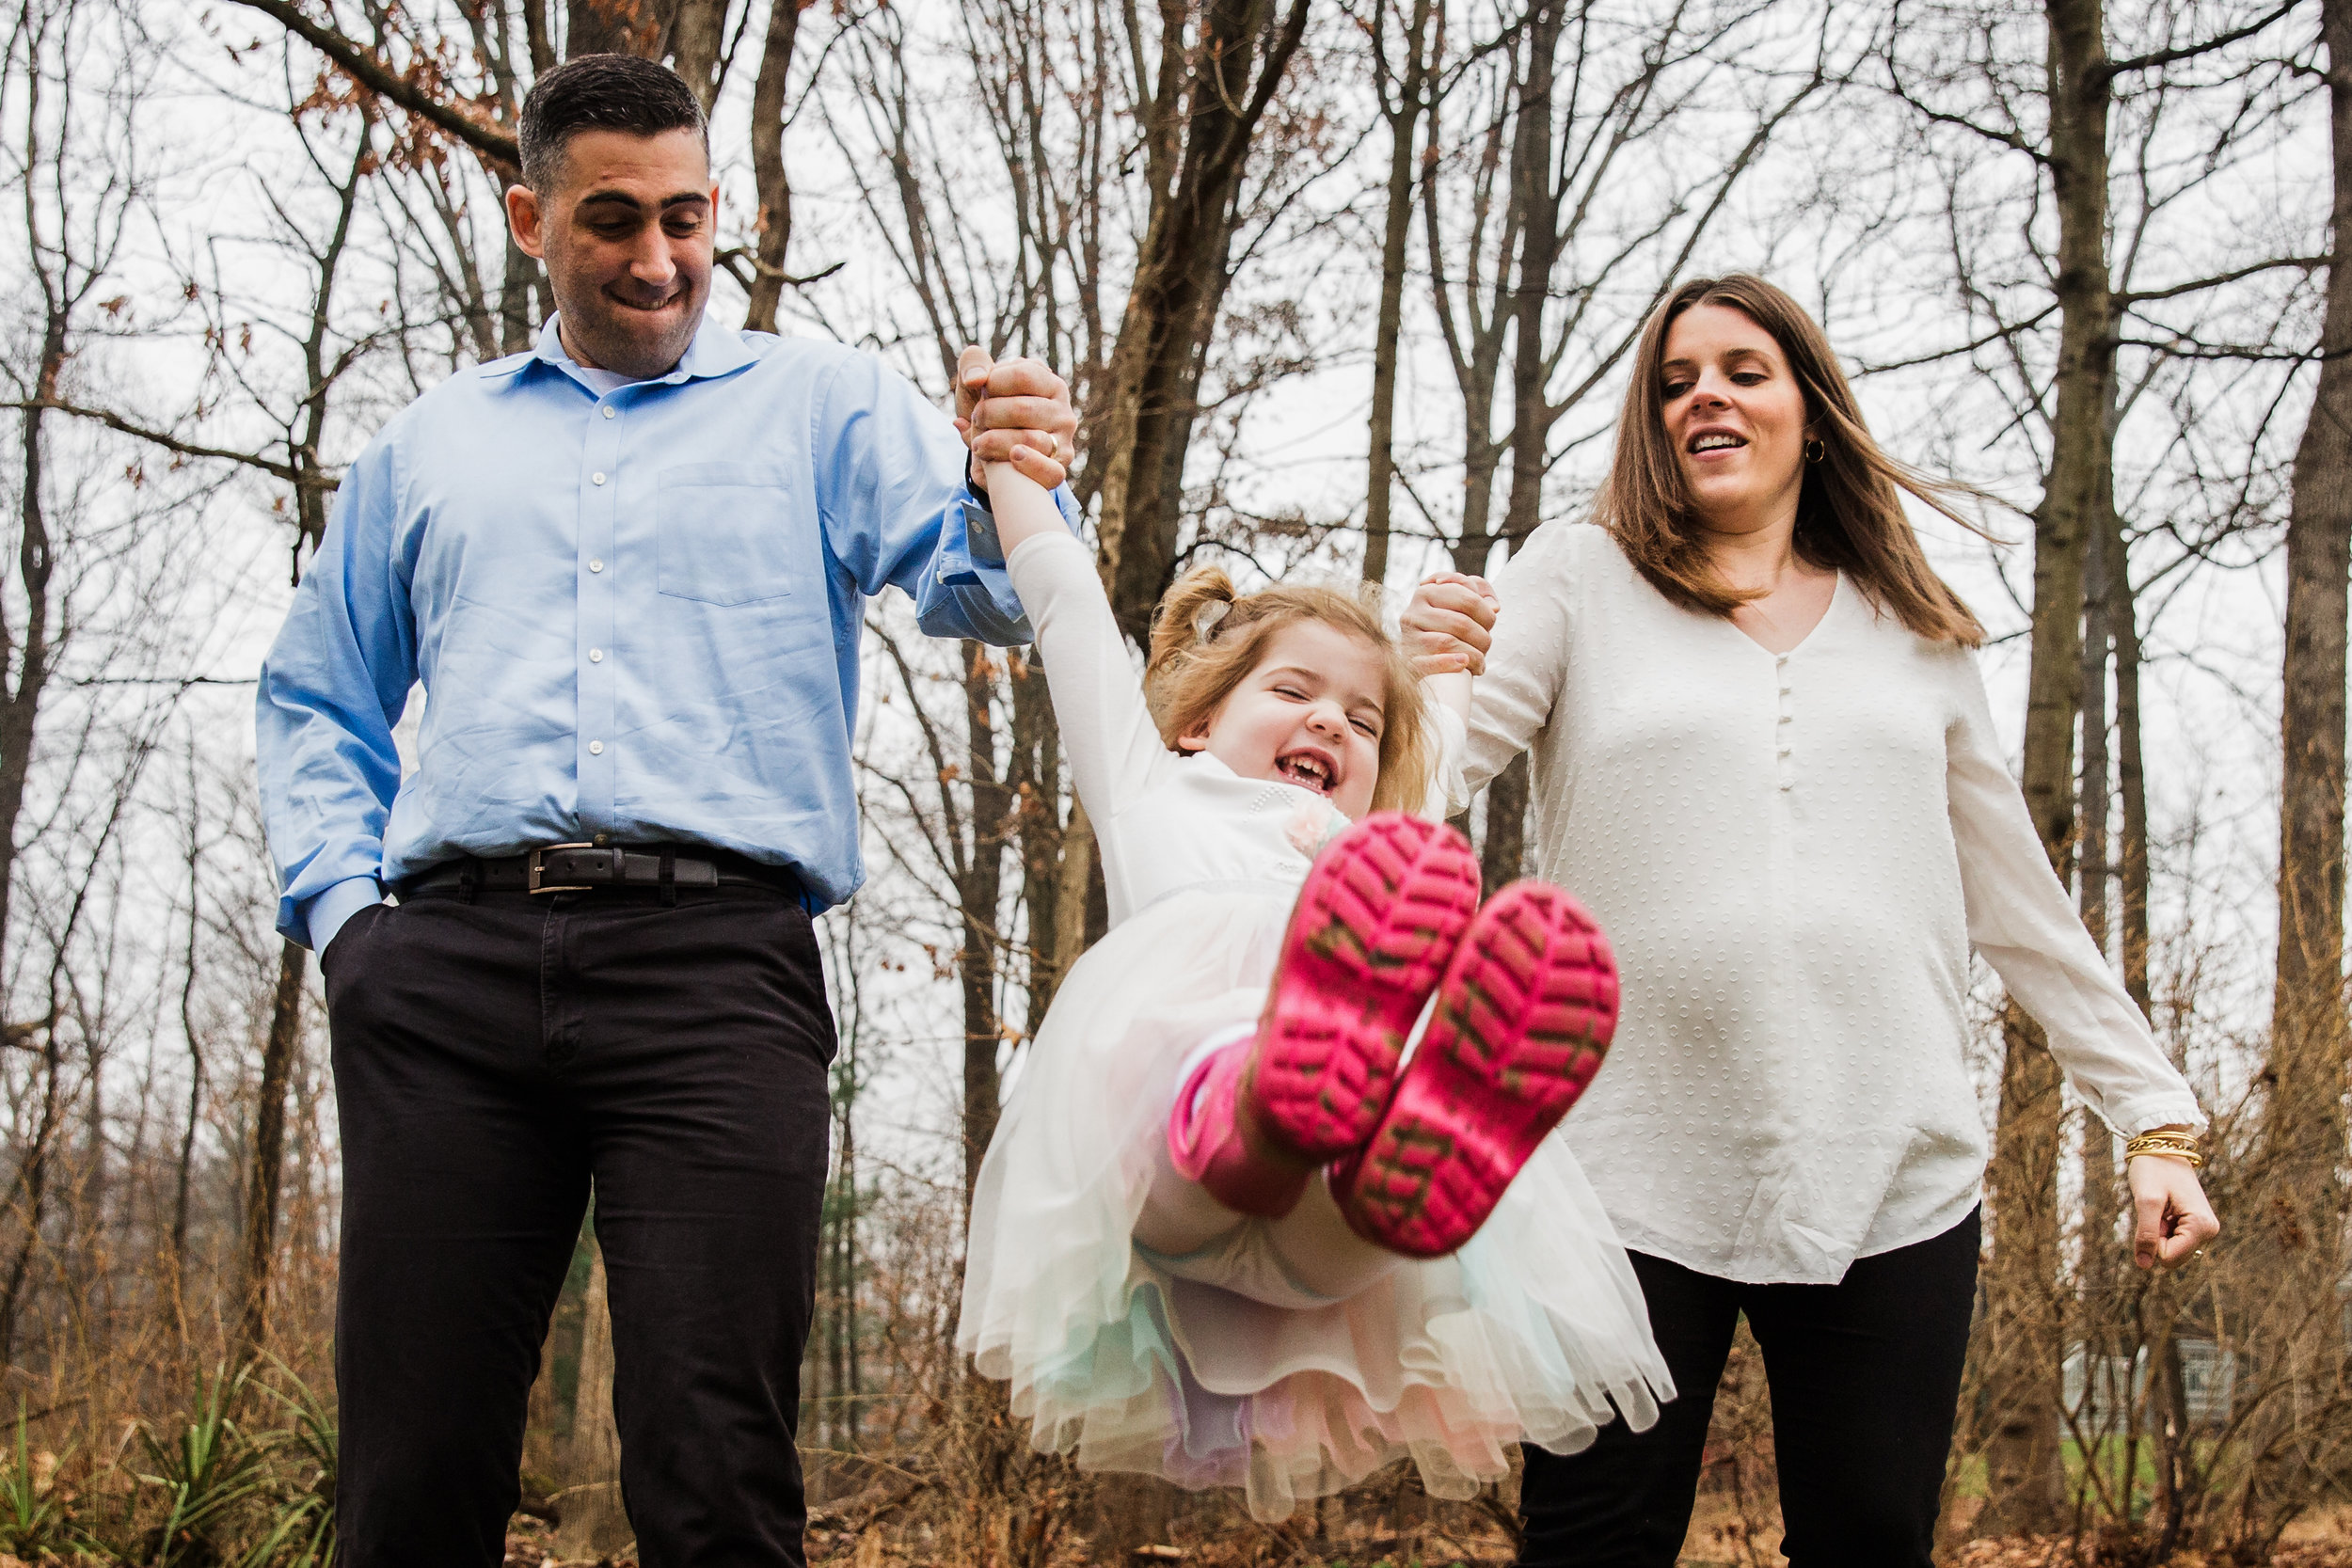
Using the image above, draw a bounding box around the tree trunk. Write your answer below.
[1979,0,2115,1533]
[961,643,1011,1211]
[1090,0,1313,641]
[836,1078,860,1450]
[2263,0,2352,1362]
[1009,653,1072,1017]
[1981,1004,2070,1528]
[1498,0,1564,555]
[1424,65,1514,589]
[559,1237,630,1556]
[234,942,309,1364]
[667,0,729,107]
[2112,504,2153,1021]
[740,0,806,333]
[2075,496,2118,1338]
[1467,0,1567,888]
[0,1026,64,1368]
[0,309,66,1002]
[1480,754,1529,891]
[0,278,72,1368]
[169,813,205,1289]
[565,0,674,58]
[1363,0,1437,587]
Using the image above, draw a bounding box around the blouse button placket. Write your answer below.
[1774,653,1796,793]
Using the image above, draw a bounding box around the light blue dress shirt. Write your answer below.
[258,315,1075,954]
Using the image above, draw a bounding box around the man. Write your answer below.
[256,54,1076,1567]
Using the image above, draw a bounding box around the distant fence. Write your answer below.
[2062,1338,2244,1432]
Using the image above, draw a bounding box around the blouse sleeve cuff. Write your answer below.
[1429,703,1472,816]
[2103,1092,2210,1138]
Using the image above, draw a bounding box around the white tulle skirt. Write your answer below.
[957,885,1673,1521]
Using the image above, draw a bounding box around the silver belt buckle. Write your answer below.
[528,842,600,895]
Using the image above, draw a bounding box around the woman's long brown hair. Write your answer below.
[1598,274,1989,647]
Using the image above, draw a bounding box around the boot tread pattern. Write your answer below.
[1251,814,1482,1159]
[1336,880,1620,1258]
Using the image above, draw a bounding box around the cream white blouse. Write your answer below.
[1447,522,2204,1285]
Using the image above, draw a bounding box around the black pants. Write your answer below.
[324,885,835,1568]
[1518,1209,1979,1568]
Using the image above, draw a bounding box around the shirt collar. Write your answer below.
[487,310,759,389]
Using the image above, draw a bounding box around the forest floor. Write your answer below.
[496,1501,2352,1568]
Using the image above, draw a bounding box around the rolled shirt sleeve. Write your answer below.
[813,352,1079,646]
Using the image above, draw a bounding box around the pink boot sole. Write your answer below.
[1334,880,1618,1258]
[1248,812,1484,1162]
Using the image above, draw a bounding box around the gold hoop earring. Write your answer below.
[1804,438,1826,464]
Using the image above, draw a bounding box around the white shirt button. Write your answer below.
[590,649,604,663]
[602,406,616,420]
[589,559,604,573]
[592,472,607,485]
[588,740,605,755]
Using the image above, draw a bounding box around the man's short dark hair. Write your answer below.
[518,55,708,193]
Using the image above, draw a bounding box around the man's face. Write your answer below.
[505,128,716,380]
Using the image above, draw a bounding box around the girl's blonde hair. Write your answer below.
[1144,564,1433,816]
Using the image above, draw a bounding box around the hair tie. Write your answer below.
[1192,600,1231,642]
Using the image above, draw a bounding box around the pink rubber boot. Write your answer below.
[1332,879,1619,1258]
[1167,1036,1311,1217]
[1167,812,1484,1217]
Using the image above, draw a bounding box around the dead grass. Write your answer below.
[483,1497,2352,1568]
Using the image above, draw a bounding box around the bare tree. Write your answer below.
[737,0,812,331]
[1088,0,1314,641]
[1885,0,2316,1533]
[1359,0,1439,586]
[2264,0,2352,1375]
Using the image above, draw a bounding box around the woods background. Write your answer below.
[0,0,2344,1561]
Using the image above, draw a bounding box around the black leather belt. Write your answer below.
[399,843,803,901]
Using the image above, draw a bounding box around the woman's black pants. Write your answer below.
[1518,1209,1979,1568]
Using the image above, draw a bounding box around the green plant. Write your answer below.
[134,1369,273,1568]
[0,1398,83,1556]
[232,1360,336,1568]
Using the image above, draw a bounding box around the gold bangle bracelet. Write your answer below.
[2123,1132,2204,1169]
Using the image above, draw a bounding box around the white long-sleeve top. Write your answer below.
[1450,523,2204,1285]
[1006,532,1367,927]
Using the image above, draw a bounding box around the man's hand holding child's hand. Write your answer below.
[1403,572,1501,678]
[955,345,1075,493]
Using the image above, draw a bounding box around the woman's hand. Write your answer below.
[1403,572,1500,677]
[2128,1138,2219,1270]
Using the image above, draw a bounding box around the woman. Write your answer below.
[1404,274,2217,1566]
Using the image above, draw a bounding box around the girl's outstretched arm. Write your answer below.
[978,457,1071,554]
[982,460,1175,884]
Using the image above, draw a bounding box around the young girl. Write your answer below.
[956,458,1670,1521]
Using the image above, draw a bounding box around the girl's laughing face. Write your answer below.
[1179,620,1388,819]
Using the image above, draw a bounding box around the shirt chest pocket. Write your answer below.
[656,463,801,607]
